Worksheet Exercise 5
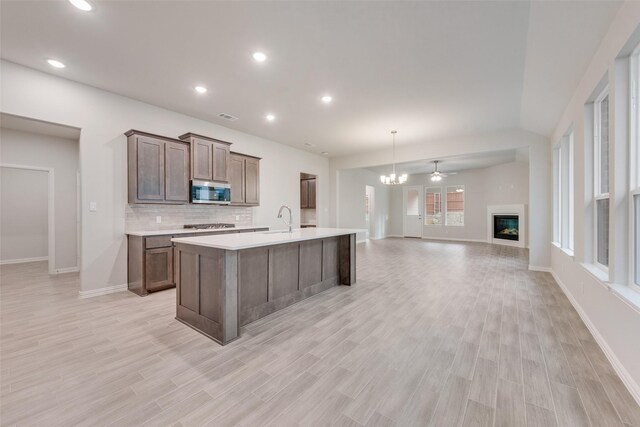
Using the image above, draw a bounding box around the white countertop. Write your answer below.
[172,228,364,250]
[126,225,269,237]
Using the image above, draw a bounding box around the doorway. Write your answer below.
[403,185,423,238]
[0,113,81,275]
[0,165,55,274]
[300,173,317,228]
[365,185,375,239]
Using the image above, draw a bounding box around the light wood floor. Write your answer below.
[2,239,640,426]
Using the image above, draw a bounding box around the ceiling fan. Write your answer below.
[429,160,456,182]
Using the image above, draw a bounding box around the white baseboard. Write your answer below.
[0,256,48,265]
[56,266,79,274]
[550,269,640,406]
[528,265,552,272]
[422,236,488,243]
[79,284,127,298]
[379,235,488,243]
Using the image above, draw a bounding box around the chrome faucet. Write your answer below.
[277,205,293,233]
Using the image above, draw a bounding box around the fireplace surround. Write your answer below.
[487,204,526,248]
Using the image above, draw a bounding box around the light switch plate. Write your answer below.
[235,215,240,221]
[89,202,97,212]
[156,216,162,224]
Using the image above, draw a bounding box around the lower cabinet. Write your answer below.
[127,228,268,296]
[144,247,173,291]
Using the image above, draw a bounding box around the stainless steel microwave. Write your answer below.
[190,180,231,205]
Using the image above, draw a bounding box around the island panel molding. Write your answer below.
[173,229,360,344]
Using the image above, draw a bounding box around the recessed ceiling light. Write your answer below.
[253,52,267,62]
[265,114,275,122]
[304,142,315,147]
[321,95,333,104]
[68,0,93,11]
[46,59,66,69]
[321,152,329,156]
[194,86,207,94]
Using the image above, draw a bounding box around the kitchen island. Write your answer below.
[171,228,361,344]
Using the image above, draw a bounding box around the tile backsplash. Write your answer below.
[126,204,253,231]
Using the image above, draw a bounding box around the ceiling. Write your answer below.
[1,113,81,140]
[367,149,521,176]
[0,1,621,157]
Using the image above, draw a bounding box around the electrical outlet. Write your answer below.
[156,216,162,224]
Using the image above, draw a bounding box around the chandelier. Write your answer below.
[380,130,408,185]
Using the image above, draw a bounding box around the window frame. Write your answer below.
[630,44,640,289]
[594,87,610,272]
[552,144,561,245]
[424,186,443,226]
[567,131,575,252]
[445,185,465,227]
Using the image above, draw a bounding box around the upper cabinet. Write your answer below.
[300,178,316,209]
[127,130,190,204]
[179,133,231,182]
[229,152,260,206]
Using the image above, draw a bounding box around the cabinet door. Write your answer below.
[300,179,309,208]
[192,139,213,180]
[145,247,173,291]
[308,179,316,208]
[229,154,245,204]
[212,142,230,182]
[165,141,189,202]
[244,157,260,205]
[136,136,165,202]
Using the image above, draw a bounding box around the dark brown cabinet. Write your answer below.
[165,141,190,202]
[229,152,260,206]
[127,227,268,296]
[192,138,213,180]
[300,178,316,209]
[229,154,245,204]
[127,234,176,296]
[145,247,173,291]
[127,130,190,204]
[179,133,231,182]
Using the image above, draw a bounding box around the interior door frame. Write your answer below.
[403,185,424,238]
[0,163,56,274]
[365,185,375,239]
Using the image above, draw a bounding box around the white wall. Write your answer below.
[0,60,330,293]
[330,129,550,267]
[0,167,49,263]
[336,168,390,241]
[548,1,640,401]
[0,128,79,270]
[387,160,529,242]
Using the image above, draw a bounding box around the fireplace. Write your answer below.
[493,215,519,241]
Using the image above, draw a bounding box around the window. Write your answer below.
[425,187,442,225]
[594,88,609,269]
[553,145,561,244]
[568,132,574,251]
[552,131,574,251]
[562,131,574,251]
[631,46,640,287]
[445,185,464,226]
